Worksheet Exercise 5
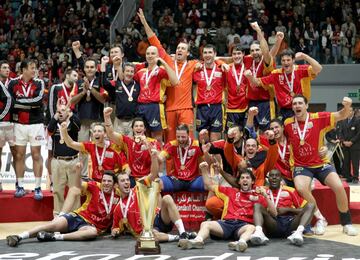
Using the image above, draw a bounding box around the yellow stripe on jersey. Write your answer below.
[214,185,229,220]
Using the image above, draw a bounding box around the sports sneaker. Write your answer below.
[343,225,359,236]
[228,240,248,252]
[303,224,314,236]
[313,219,328,235]
[6,235,21,247]
[287,231,304,246]
[178,239,204,249]
[37,231,56,242]
[179,232,197,240]
[14,186,26,198]
[34,187,43,200]
[250,230,269,245]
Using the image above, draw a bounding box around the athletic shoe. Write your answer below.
[228,240,248,252]
[37,231,56,242]
[287,231,304,246]
[178,239,204,249]
[34,187,43,200]
[179,232,197,240]
[303,224,314,236]
[6,235,21,247]
[250,230,269,245]
[313,219,328,235]
[14,187,26,198]
[343,225,359,236]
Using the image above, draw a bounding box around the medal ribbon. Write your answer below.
[95,141,108,168]
[284,66,295,94]
[203,65,216,89]
[100,189,114,215]
[120,189,133,219]
[269,187,282,208]
[174,60,187,81]
[295,113,309,144]
[232,63,244,87]
[145,66,159,87]
[252,57,263,76]
[121,81,135,100]
[178,138,191,167]
[278,138,287,161]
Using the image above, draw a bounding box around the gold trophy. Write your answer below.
[135,179,161,254]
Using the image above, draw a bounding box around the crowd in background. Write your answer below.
[1,0,360,89]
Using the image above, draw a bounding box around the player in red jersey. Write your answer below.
[103,106,161,187]
[284,95,358,236]
[178,162,276,252]
[245,49,322,121]
[250,169,315,246]
[158,124,204,192]
[111,148,195,241]
[61,121,123,182]
[6,170,121,247]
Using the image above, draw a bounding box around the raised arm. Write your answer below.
[138,8,155,39]
[250,22,271,65]
[333,97,353,123]
[60,121,84,152]
[157,57,179,86]
[103,107,123,146]
[269,32,284,58]
[199,162,216,192]
[295,52,322,75]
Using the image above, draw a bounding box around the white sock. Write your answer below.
[18,178,24,188]
[174,219,185,234]
[194,236,203,242]
[19,232,29,239]
[297,225,305,233]
[35,177,42,189]
[238,238,246,243]
[314,209,325,220]
[255,226,263,232]
[54,233,64,240]
[167,234,179,242]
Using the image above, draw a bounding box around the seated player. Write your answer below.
[111,147,195,241]
[250,169,315,246]
[6,169,121,247]
[178,162,276,252]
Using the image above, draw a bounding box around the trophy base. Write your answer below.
[135,239,161,255]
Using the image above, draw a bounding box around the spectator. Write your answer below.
[330,24,344,64]
[304,22,319,60]
[240,28,254,54]
[342,29,355,64]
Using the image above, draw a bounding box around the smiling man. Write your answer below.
[245,49,322,121]
[6,170,120,247]
[283,95,358,236]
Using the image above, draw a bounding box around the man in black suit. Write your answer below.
[338,107,360,183]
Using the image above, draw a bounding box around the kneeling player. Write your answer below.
[250,169,315,246]
[178,162,276,252]
[6,170,120,247]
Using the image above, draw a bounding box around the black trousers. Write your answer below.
[342,147,360,180]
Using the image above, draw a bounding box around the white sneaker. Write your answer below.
[343,225,358,236]
[287,231,304,246]
[250,230,269,245]
[314,219,328,235]
[228,240,248,252]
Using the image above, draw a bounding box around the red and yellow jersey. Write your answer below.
[284,112,335,167]
[225,63,249,112]
[160,139,203,181]
[111,188,160,237]
[265,186,306,209]
[133,66,169,104]
[259,65,316,109]
[118,135,161,178]
[215,186,268,223]
[148,35,198,111]
[193,64,226,105]
[81,141,123,182]
[74,181,121,233]
[243,55,275,101]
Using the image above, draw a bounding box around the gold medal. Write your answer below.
[206,85,211,91]
[128,96,133,102]
[86,95,91,102]
[290,91,295,97]
[300,140,305,145]
[134,136,141,143]
[98,165,103,171]
[180,165,185,170]
[144,84,148,89]
[59,139,64,144]
[123,218,128,224]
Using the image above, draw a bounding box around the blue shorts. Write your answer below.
[137,103,167,131]
[154,211,174,233]
[225,112,246,132]
[293,164,335,185]
[160,175,204,192]
[63,212,91,232]
[249,100,270,131]
[279,108,294,122]
[196,104,223,132]
[283,178,295,188]
[215,220,249,240]
[269,215,295,238]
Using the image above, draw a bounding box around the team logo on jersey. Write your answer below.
[188,149,196,157]
[249,195,259,201]
[105,151,114,158]
[279,74,284,85]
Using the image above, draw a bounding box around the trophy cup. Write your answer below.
[135,179,161,255]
